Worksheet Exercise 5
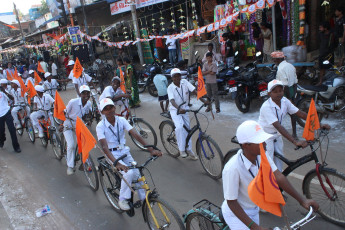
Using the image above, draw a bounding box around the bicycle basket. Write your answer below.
[192,199,222,223]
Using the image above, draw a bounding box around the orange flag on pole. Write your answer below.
[54,91,66,121]
[13,68,19,79]
[13,74,27,97]
[73,58,83,79]
[26,80,37,105]
[6,71,13,81]
[197,66,207,100]
[119,68,126,93]
[37,62,45,73]
[34,71,42,86]
[248,144,286,216]
[75,117,97,163]
[302,98,320,141]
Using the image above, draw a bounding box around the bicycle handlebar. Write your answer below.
[113,154,127,167]
[176,100,213,115]
[290,207,314,229]
[294,128,329,151]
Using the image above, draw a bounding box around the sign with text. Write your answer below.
[110,0,169,15]
[68,26,83,45]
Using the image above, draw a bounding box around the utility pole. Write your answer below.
[58,0,68,26]
[80,0,94,60]
[272,3,277,51]
[13,3,25,45]
[67,0,74,26]
[129,0,144,65]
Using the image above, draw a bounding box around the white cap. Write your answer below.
[0,67,3,70]
[171,68,181,76]
[44,72,52,78]
[100,98,114,111]
[267,79,284,93]
[18,73,21,76]
[35,85,44,92]
[0,79,8,84]
[236,120,273,144]
[11,80,20,87]
[112,76,121,83]
[79,85,90,93]
[29,70,34,74]
[67,60,75,66]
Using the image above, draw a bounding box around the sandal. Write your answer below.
[216,109,220,113]
[205,108,211,112]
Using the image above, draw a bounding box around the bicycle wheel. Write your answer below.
[196,136,224,180]
[223,148,240,166]
[159,120,180,158]
[82,155,99,191]
[303,168,345,226]
[185,212,222,230]
[144,197,185,230]
[99,165,123,213]
[26,119,35,143]
[50,130,63,160]
[17,122,23,136]
[130,118,157,151]
[60,133,67,157]
[40,133,48,148]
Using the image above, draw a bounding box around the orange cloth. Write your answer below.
[53,91,66,121]
[37,62,45,73]
[197,66,207,100]
[248,144,286,216]
[302,98,320,141]
[6,71,13,81]
[13,73,27,97]
[34,71,42,86]
[119,68,126,93]
[26,81,37,105]
[75,117,96,163]
[73,58,83,79]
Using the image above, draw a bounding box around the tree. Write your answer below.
[39,0,50,16]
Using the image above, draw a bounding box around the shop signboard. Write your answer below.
[68,26,83,45]
[110,0,169,15]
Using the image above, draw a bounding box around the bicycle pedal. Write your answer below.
[133,201,142,209]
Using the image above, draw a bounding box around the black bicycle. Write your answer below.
[224,130,345,226]
[159,102,223,179]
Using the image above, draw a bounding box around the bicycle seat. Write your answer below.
[300,84,328,92]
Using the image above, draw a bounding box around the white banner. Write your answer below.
[110,0,169,16]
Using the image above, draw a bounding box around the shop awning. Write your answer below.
[40,15,62,27]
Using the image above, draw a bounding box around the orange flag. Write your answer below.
[34,71,42,86]
[13,74,27,97]
[75,117,96,163]
[248,144,286,216]
[6,70,13,81]
[26,80,37,105]
[13,68,19,79]
[197,66,207,100]
[37,62,45,73]
[73,58,83,79]
[54,91,66,121]
[119,68,126,93]
[302,98,320,141]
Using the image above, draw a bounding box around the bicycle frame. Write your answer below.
[38,116,52,139]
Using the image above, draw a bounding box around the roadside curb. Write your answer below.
[0,200,12,230]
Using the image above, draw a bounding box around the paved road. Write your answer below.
[0,89,344,229]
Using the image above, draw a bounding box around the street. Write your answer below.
[0,88,344,230]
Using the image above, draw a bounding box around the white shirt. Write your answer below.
[10,88,25,105]
[96,116,133,149]
[33,93,54,110]
[51,63,58,76]
[0,92,10,117]
[99,86,125,102]
[201,50,222,63]
[64,98,92,127]
[0,72,5,79]
[25,77,35,86]
[43,79,59,97]
[166,37,176,50]
[222,149,277,214]
[276,60,298,87]
[258,97,299,135]
[72,73,92,89]
[167,79,195,111]
[40,61,48,73]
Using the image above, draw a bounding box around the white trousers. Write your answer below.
[265,135,284,171]
[112,149,145,201]
[11,106,30,126]
[170,110,192,152]
[30,111,53,132]
[63,129,76,168]
[221,202,259,230]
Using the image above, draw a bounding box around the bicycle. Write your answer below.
[60,127,99,191]
[57,69,68,91]
[224,129,345,226]
[159,102,224,179]
[13,104,35,143]
[97,145,185,230]
[183,199,315,230]
[90,90,101,123]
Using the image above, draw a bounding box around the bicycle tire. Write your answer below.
[159,120,180,158]
[223,148,240,166]
[41,133,48,148]
[50,130,63,160]
[235,88,250,113]
[143,197,185,230]
[60,133,67,157]
[82,155,99,191]
[196,136,224,180]
[130,118,157,151]
[16,122,23,136]
[26,119,35,143]
[296,97,324,127]
[185,212,222,230]
[148,82,158,97]
[303,167,345,226]
[99,166,123,213]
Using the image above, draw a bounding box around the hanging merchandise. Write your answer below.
[292,0,299,44]
[297,0,306,45]
[178,4,186,31]
[286,0,291,45]
[159,11,166,32]
[151,16,156,33]
[255,9,263,23]
[191,0,198,23]
[170,8,177,30]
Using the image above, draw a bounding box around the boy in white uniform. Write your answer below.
[221,120,319,230]
[10,80,30,129]
[67,60,96,97]
[43,72,59,98]
[258,80,330,171]
[30,85,54,138]
[63,85,93,175]
[167,68,208,160]
[96,98,162,210]
[26,70,35,86]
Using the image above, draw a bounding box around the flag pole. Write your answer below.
[280,204,292,230]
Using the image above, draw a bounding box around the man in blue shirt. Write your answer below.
[153,66,169,114]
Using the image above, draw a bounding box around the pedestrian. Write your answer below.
[252,22,263,53]
[258,80,330,171]
[63,53,70,76]
[167,68,208,160]
[49,59,58,79]
[0,67,5,79]
[38,57,48,73]
[5,62,15,77]
[335,7,345,65]
[154,29,165,62]
[221,120,319,230]
[202,52,220,113]
[260,22,273,62]
[22,65,29,82]
[68,60,95,97]
[28,59,37,72]
[201,43,221,64]
[10,80,30,129]
[152,66,169,114]
[222,33,235,68]
[0,80,21,152]
[43,72,59,98]
[115,58,126,78]
[96,98,162,210]
[26,70,35,86]
[123,57,141,108]
[166,30,177,65]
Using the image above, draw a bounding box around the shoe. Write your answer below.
[216,109,220,113]
[15,124,21,129]
[34,129,38,134]
[180,151,188,158]
[38,130,44,138]
[186,150,198,161]
[14,148,21,153]
[119,200,131,211]
[67,167,75,175]
[205,108,211,112]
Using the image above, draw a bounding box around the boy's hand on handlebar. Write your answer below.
[178,108,186,114]
[301,199,319,211]
[115,162,128,172]
[294,140,308,148]
[150,149,163,157]
[321,124,331,130]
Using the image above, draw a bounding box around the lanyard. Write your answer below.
[275,107,283,124]
[175,85,184,102]
[104,119,121,145]
[240,153,259,179]
[38,95,46,109]
[79,73,86,85]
